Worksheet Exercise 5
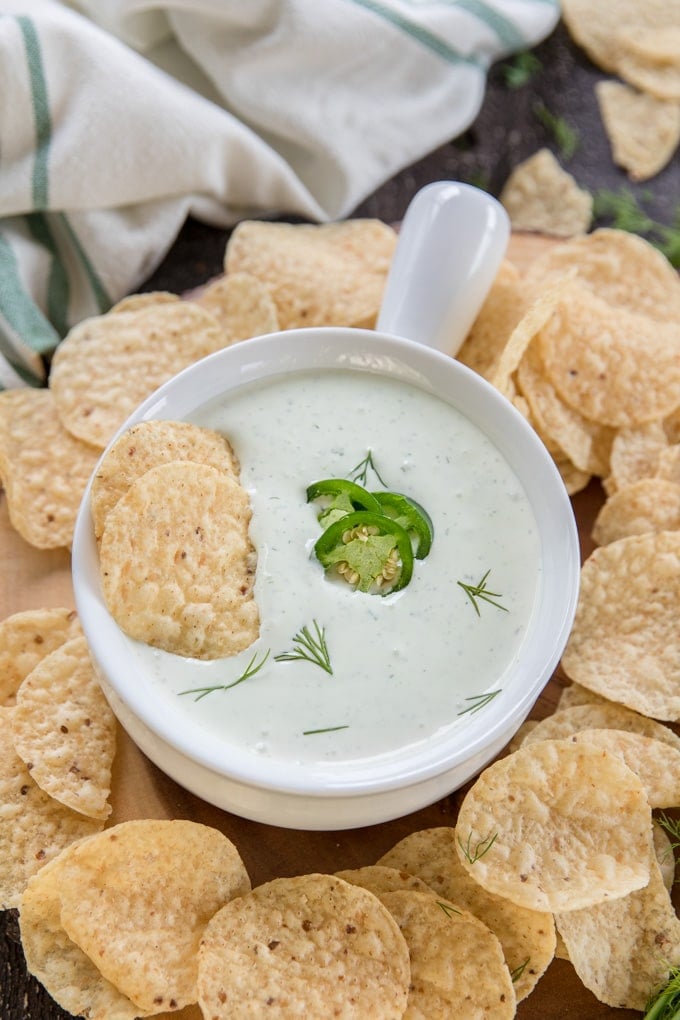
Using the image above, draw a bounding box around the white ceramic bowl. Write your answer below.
[72,326,580,830]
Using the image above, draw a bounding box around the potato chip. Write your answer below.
[335,864,435,897]
[99,461,259,659]
[0,607,80,706]
[532,729,680,808]
[49,300,226,448]
[561,0,680,97]
[656,443,680,484]
[499,149,593,238]
[604,420,668,496]
[665,406,680,444]
[455,739,653,913]
[524,228,680,324]
[554,849,680,1010]
[10,636,116,819]
[0,389,100,549]
[596,79,680,181]
[0,709,102,909]
[197,873,410,1019]
[19,846,145,1020]
[561,531,680,720]
[456,260,527,377]
[516,338,613,475]
[488,274,571,399]
[195,271,279,340]
[379,889,516,1018]
[377,826,555,1002]
[224,219,397,329]
[557,683,609,711]
[616,26,680,101]
[592,478,680,545]
[90,419,239,540]
[517,701,680,753]
[56,820,251,1012]
[109,290,180,314]
[537,282,680,428]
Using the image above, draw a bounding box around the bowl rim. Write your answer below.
[72,326,581,798]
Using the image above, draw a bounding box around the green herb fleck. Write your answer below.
[457,570,508,616]
[302,725,349,735]
[458,690,503,716]
[274,620,333,675]
[436,900,462,918]
[178,649,270,701]
[348,449,387,488]
[458,830,498,865]
[533,100,579,160]
[501,51,542,89]
[593,188,680,268]
[510,958,531,983]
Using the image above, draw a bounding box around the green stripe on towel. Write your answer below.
[0,233,60,359]
[17,15,51,210]
[343,0,484,67]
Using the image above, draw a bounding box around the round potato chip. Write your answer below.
[555,850,680,1010]
[592,478,680,546]
[109,290,180,314]
[335,864,435,897]
[197,873,410,1019]
[656,443,680,484]
[456,260,526,377]
[517,701,680,753]
[517,338,613,476]
[196,271,279,340]
[604,421,668,497]
[379,889,516,1018]
[19,846,145,1020]
[90,419,239,540]
[57,819,251,1013]
[561,531,680,720]
[524,228,680,324]
[537,283,680,428]
[455,739,653,913]
[224,219,397,330]
[50,300,226,448]
[377,826,555,1003]
[0,389,101,549]
[0,710,102,909]
[0,607,80,706]
[99,461,259,659]
[10,636,116,819]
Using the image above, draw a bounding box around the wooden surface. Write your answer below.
[0,233,646,1020]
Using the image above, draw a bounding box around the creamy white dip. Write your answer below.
[132,369,542,775]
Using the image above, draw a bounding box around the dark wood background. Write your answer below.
[2,18,678,1020]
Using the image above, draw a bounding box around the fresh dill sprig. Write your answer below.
[178,649,270,701]
[458,690,503,716]
[501,51,542,89]
[436,900,462,918]
[510,958,531,984]
[643,966,680,1019]
[458,830,498,865]
[593,188,680,268]
[302,725,349,735]
[533,99,579,160]
[457,570,508,616]
[348,449,388,488]
[274,620,333,675]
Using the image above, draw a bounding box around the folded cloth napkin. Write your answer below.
[0,0,559,388]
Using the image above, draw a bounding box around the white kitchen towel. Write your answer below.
[0,0,559,387]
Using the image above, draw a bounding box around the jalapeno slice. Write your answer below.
[372,491,434,559]
[306,478,381,528]
[313,510,414,594]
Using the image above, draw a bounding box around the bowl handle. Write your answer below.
[376,181,510,355]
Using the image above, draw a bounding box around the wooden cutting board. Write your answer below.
[0,234,644,1020]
